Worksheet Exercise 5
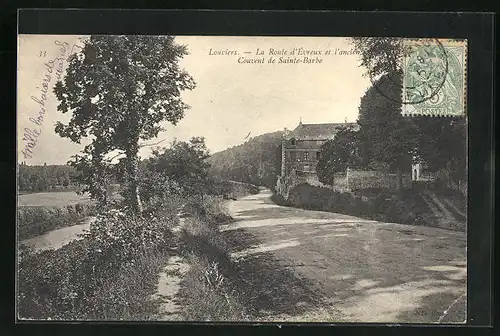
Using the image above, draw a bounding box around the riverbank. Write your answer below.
[19,216,95,254]
[17,182,260,321]
[272,183,466,232]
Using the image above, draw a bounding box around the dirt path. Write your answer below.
[151,205,191,320]
[222,189,466,323]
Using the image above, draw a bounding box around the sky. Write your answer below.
[17,35,371,165]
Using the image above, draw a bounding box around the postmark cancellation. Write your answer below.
[401,39,467,117]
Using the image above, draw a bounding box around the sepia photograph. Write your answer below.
[17,34,467,323]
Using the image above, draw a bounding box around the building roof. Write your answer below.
[285,122,359,140]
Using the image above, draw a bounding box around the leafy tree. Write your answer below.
[351,37,403,76]
[352,37,467,187]
[412,117,466,183]
[63,170,71,187]
[357,74,418,188]
[351,37,417,189]
[140,137,212,205]
[67,149,115,204]
[54,35,195,213]
[316,125,360,185]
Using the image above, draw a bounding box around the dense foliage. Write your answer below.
[317,73,466,187]
[351,37,404,88]
[137,137,215,210]
[411,117,466,183]
[273,183,465,232]
[356,73,418,173]
[316,125,360,185]
[54,35,196,212]
[18,163,79,193]
[315,38,467,189]
[208,131,283,188]
[18,200,180,320]
[18,203,97,240]
[17,178,259,320]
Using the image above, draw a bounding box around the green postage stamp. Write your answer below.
[401,39,467,117]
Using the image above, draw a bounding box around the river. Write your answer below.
[20,216,96,253]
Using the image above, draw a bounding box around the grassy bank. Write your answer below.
[272,183,466,232]
[172,182,260,321]
[17,197,181,320]
[18,181,259,321]
[18,188,123,240]
[177,196,251,321]
[18,203,98,240]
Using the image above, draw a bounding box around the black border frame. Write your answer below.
[5,8,495,335]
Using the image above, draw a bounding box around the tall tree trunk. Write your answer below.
[396,166,403,191]
[126,143,143,214]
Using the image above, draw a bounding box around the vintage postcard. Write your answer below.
[17,35,467,323]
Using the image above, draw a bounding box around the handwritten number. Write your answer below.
[39,50,47,58]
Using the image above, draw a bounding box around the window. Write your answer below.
[290,138,296,146]
[303,152,309,161]
[290,151,296,162]
[316,151,321,160]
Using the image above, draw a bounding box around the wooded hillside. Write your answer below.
[18,163,79,193]
[208,131,284,188]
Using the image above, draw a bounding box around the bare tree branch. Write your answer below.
[139,139,166,148]
[106,151,126,162]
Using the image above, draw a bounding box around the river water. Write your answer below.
[20,216,96,253]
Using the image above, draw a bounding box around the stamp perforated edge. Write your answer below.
[401,38,468,118]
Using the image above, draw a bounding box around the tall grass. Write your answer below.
[177,195,252,321]
[179,253,248,321]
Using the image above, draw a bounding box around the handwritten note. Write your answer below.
[21,40,83,160]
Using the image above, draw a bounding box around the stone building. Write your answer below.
[280,121,358,177]
[276,121,419,197]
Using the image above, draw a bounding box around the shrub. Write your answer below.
[270,193,288,206]
[83,208,177,268]
[185,195,233,225]
[279,183,426,226]
[18,202,179,320]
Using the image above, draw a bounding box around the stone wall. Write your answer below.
[346,169,411,191]
[331,173,350,193]
[276,170,350,199]
[277,168,411,200]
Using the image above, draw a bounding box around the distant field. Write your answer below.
[18,192,92,207]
